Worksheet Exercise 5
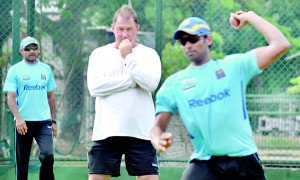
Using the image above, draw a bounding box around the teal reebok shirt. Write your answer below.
[3,60,56,121]
[156,50,262,160]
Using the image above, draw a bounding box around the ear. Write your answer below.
[136,24,140,31]
[19,48,23,55]
[111,23,114,30]
[206,36,213,46]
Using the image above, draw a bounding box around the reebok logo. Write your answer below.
[188,89,230,108]
[24,84,46,91]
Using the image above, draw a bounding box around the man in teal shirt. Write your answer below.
[3,36,57,180]
[151,10,290,179]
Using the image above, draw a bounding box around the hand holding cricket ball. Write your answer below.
[151,132,173,153]
[229,11,248,30]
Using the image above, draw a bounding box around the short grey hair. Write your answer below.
[112,4,138,25]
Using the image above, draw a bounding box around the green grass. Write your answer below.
[255,135,300,149]
[1,165,300,180]
[0,165,183,180]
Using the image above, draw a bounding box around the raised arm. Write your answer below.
[230,11,291,70]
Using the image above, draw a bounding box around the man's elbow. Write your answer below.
[87,83,98,97]
[283,40,291,50]
[280,39,291,54]
[88,89,98,97]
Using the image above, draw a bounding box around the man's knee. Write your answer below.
[39,153,54,164]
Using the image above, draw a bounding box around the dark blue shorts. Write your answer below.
[88,136,159,177]
[181,153,266,180]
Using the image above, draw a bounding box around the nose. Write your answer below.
[121,31,129,38]
[183,41,193,50]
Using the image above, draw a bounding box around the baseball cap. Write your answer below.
[20,36,39,49]
[173,17,211,40]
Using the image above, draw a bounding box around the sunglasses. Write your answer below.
[178,35,206,46]
[24,45,39,51]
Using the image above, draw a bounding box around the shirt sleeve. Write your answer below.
[125,46,162,92]
[155,77,178,115]
[47,66,56,92]
[225,50,263,84]
[3,67,17,92]
[87,47,136,97]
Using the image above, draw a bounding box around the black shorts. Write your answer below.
[88,136,159,177]
[181,153,266,180]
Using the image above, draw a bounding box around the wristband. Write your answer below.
[52,120,57,124]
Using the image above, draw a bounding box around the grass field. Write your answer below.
[1,165,300,180]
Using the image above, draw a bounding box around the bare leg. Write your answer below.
[136,175,159,180]
[88,174,111,180]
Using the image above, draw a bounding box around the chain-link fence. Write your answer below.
[1,0,300,173]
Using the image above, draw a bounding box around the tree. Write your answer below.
[0,0,12,139]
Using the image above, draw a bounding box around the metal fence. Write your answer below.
[1,0,300,171]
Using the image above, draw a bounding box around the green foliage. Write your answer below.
[161,42,189,82]
[161,6,192,42]
[0,54,10,67]
[287,76,300,94]
[221,0,234,9]
[82,1,126,28]
[210,32,225,60]
[82,0,154,31]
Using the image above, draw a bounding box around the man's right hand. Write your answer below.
[16,118,28,135]
[118,39,133,59]
[151,132,173,153]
